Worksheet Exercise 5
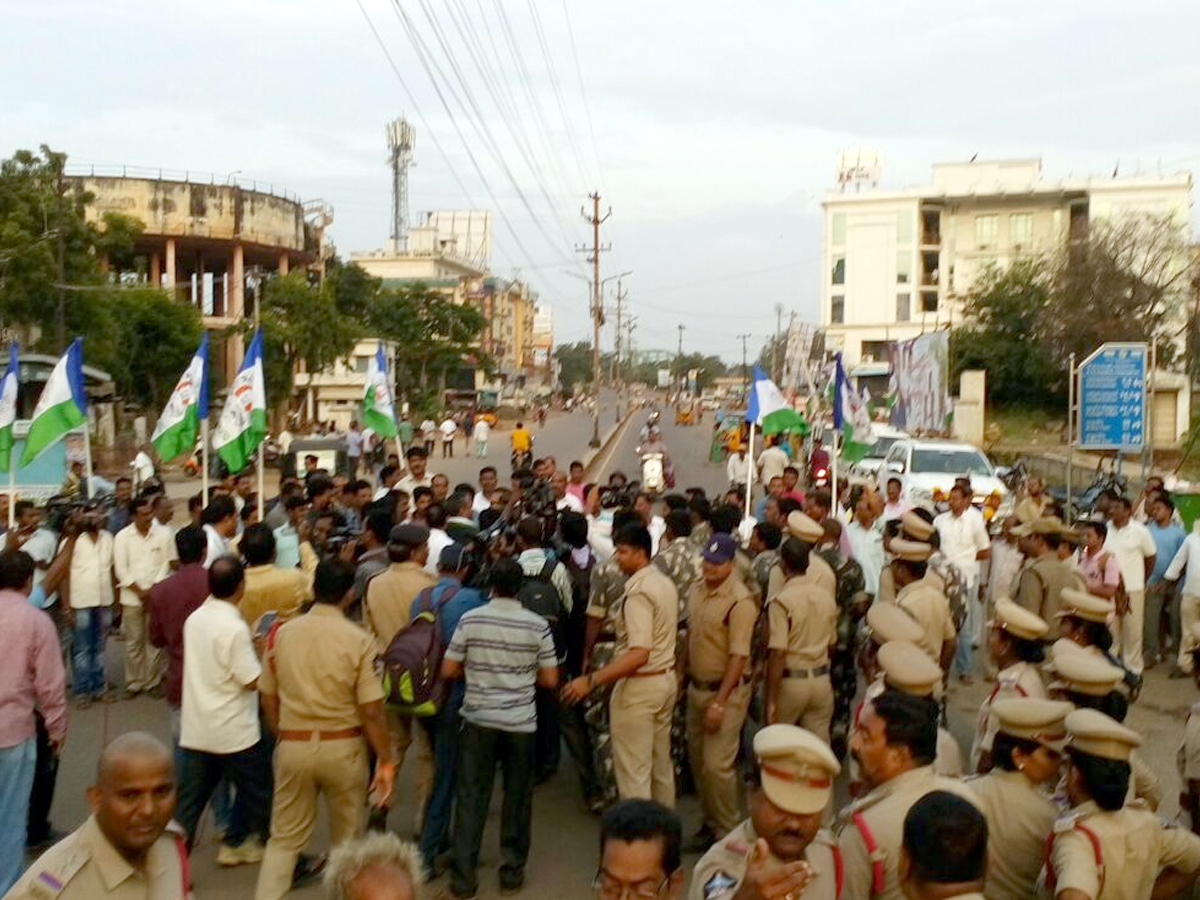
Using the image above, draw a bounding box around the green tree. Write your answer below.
[95,212,145,280]
[103,287,204,411]
[555,341,594,391]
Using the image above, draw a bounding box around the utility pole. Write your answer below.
[578,192,610,448]
[772,303,784,383]
[676,324,686,397]
[613,278,628,423]
[738,333,751,398]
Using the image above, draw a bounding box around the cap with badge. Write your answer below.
[1057,588,1114,624]
[889,538,933,562]
[1064,708,1142,762]
[991,697,1072,752]
[1011,516,1064,538]
[785,511,824,544]
[866,602,924,645]
[389,522,430,546]
[701,533,738,564]
[1048,643,1124,696]
[753,724,841,815]
[992,598,1050,642]
[899,511,936,541]
[877,640,942,697]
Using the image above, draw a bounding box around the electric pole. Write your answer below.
[676,324,686,397]
[738,332,751,398]
[613,278,628,423]
[577,192,611,448]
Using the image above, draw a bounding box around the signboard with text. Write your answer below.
[1078,342,1146,451]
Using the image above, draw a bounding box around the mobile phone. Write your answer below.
[255,611,279,637]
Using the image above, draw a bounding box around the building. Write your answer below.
[821,158,1192,367]
[71,167,333,381]
[291,338,396,431]
[531,306,555,390]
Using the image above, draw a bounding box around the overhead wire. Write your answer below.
[560,0,607,196]
[524,0,592,191]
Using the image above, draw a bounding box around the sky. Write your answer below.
[3,0,1199,364]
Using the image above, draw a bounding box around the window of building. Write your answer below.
[862,340,892,362]
[354,356,371,374]
[975,214,998,248]
[1010,212,1033,247]
[897,213,914,244]
[831,256,845,285]
[896,293,910,322]
[896,252,911,284]
[831,295,845,324]
[920,291,938,313]
[831,213,846,245]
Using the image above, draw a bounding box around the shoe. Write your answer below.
[96,689,117,704]
[957,674,975,685]
[367,806,389,833]
[147,684,166,699]
[122,688,141,700]
[292,853,327,888]
[216,837,265,867]
[499,869,524,895]
[74,696,92,711]
[1170,667,1193,680]
[684,826,716,854]
[448,885,478,900]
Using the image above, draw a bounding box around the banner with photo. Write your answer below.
[780,320,815,399]
[888,331,951,433]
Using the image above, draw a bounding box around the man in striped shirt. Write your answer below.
[442,557,559,898]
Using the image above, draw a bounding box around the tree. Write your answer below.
[555,341,596,391]
[95,212,145,280]
[103,287,204,411]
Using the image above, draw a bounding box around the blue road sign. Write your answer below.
[1078,342,1147,451]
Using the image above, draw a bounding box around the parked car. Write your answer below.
[882,438,1012,524]
[849,425,910,482]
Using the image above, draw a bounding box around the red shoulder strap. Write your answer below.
[831,843,844,899]
[852,812,886,896]
[1045,821,1104,896]
[174,832,192,896]
[265,620,283,674]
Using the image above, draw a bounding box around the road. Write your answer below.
[33,400,1198,900]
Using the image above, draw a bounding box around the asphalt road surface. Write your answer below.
[32,402,1198,900]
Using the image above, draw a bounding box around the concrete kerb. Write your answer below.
[583,409,637,481]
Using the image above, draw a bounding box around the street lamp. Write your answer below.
[563,268,632,447]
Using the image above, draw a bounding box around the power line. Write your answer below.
[560,0,607,196]
[524,0,591,190]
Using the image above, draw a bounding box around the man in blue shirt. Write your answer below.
[1147,493,1186,669]
[410,543,487,876]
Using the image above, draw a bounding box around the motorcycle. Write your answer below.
[511,448,533,473]
[808,463,830,490]
[641,452,666,496]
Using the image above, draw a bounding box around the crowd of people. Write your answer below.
[7,429,1200,900]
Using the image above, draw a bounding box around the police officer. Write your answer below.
[6,733,185,900]
[1013,516,1075,622]
[684,533,759,849]
[889,539,956,672]
[971,598,1050,771]
[1047,708,1200,899]
[965,697,1071,900]
[765,513,835,603]
[764,538,837,741]
[691,725,842,900]
[254,559,396,900]
[837,683,978,900]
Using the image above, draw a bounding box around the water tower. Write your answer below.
[387,118,416,249]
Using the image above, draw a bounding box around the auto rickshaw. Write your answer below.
[281,437,349,480]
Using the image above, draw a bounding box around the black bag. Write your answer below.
[518,557,567,661]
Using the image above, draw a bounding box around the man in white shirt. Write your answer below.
[473,416,490,458]
[881,476,913,522]
[202,494,239,567]
[552,470,584,513]
[346,420,364,476]
[634,492,667,557]
[756,437,789,493]
[395,446,435,497]
[113,495,172,697]
[175,556,273,864]
[473,466,498,517]
[1166,529,1200,673]
[726,447,753,491]
[69,505,116,704]
[439,416,458,459]
[846,493,885,598]
[419,418,437,454]
[373,463,402,502]
[1104,495,1157,676]
[934,484,991,680]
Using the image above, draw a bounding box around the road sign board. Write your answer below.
[1077,342,1147,451]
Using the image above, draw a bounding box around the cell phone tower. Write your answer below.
[387,118,416,249]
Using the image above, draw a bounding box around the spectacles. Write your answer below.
[592,871,670,900]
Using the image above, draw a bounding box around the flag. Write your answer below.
[212,330,267,474]
[361,343,398,438]
[151,334,209,462]
[745,365,805,433]
[834,353,873,462]
[22,338,86,466]
[0,343,19,473]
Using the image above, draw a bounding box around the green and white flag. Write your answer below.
[212,330,266,474]
[22,338,86,466]
[361,343,398,438]
[834,353,873,463]
[0,343,20,473]
[151,334,209,462]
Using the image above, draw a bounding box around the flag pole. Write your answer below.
[83,416,94,502]
[201,416,210,505]
[831,427,839,515]
[7,460,14,530]
[744,422,755,526]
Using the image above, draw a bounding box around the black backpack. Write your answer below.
[380,584,459,716]
[517,557,567,661]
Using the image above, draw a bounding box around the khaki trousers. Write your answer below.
[775,674,833,743]
[686,682,750,835]
[121,603,164,692]
[1179,593,1200,673]
[254,737,368,900]
[610,674,676,807]
[385,707,433,830]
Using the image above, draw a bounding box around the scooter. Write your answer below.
[641,452,666,496]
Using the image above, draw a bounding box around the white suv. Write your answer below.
[883,438,1012,524]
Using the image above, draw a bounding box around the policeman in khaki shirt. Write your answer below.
[889,539,955,671]
[7,733,186,900]
[691,725,842,900]
[765,537,837,742]
[563,523,678,806]
[1047,708,1200,900]
[254,559,396,900]
[684,533,760,845]
[766,513,835,603]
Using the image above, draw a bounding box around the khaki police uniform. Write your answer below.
[584,556,631,806]
[686,572,759,834]
[692,724,842,900]
[767,577,837,740]
[766,551,836,605]
[1048,710,1200,899]
[5,816,186,900]
[609,564,679,807]
[964,697,1070,900]
[254,603,385,900]
[894,579,954,664]
[836,765,979,900]
[1015,538,1077,623]
[363,559,435,806]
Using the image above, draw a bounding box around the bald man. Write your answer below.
[6,731,188,899]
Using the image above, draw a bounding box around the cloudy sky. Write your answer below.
[4,0,1198,362]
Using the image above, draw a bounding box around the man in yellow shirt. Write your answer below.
[511,422,533,453]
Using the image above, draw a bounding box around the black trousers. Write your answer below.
[175,739,273,849]
[451,722,535,895]
[534,687,560,779]
[26,713,57,844]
